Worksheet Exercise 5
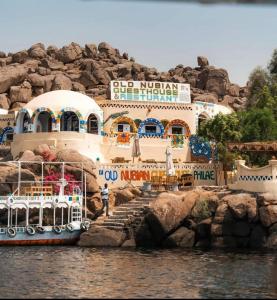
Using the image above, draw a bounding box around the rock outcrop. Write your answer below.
[0,42,248,111]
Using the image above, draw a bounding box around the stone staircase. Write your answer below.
[92,191,159,232]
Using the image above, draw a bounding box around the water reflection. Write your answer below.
[0,247,276,298]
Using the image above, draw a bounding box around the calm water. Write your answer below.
[0,247,276,299]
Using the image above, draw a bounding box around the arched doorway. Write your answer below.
[61,111,79,132]
[36,111,52,132]
[87,114,99,134]
[16,111,32,133]
[198,113,209,129]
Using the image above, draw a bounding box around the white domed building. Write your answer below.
[12,90,104,161]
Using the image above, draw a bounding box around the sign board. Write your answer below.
[96,163,219,188]
[111,81,191,104]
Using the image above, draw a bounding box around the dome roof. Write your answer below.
[24,90,102,118]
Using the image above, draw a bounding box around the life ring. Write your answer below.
[66,223,74,232]
[80,222,89,232]
[53,225,62,234]
[26,225,36,236]
[7,227,16,238]
[36,226,45,234]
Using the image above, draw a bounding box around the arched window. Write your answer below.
[87,114,98,134]
[61,111,79,132]
[36,111,52,132]
[198,113,209,129]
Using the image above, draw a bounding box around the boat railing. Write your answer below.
[0,195,83,202]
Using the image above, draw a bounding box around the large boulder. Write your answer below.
[10,81,32,104]
[98,42,117,58]
[259,205,277,227]
[0,64,28,93]
[78,226,126,247]
[51,74,72,90]
[205,68,230,96]
[12,50,28,63]
[147,191,197,235]
[28,45,47,60]
[197,56,209,68]
[163,227,195,248]
[57,42,83,63]
[225,193,257,222]
[0,94,10,110]
[55,149,96,176]
[85,44,98,58]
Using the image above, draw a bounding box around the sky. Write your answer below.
[0,0,276,85]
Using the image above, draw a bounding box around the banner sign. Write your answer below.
[96,163,218,188]
[111,81,191,104]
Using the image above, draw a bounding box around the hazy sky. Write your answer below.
[0,0,276,85]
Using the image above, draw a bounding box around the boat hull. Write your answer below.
[0,230,81,246]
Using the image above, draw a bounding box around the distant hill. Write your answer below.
[0,42,248,112]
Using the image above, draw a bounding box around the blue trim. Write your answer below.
[138,118,164,137]
[0,127,14,144]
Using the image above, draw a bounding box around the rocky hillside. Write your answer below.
[0,42,248,111]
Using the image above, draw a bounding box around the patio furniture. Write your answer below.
[178,173,194,188]
[150,176,161,190]
[111,157,131,163]
[165,175,178,191]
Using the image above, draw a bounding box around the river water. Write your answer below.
[0,247,276,299]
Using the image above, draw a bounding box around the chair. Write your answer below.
[165,175,178,190]
[150,176,161,190]
[179,174,194,188]
[111,157,126,164]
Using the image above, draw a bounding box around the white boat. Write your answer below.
[0,161,90,246]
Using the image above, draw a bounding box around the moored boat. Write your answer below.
[0,161,90,246]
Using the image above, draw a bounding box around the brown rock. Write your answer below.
[29,47,47,59]
[213,203,234,224]
[0,51,6,58]
[12,50,28,63]
[193,93,218,103]
[163,227,195,248]
[205,68,230,96]
[51,74,72,90]
[78,226,126,247]
[47,45,59,58]
[227,83,240,97]
[0,64,28,93]
[98,42,117,58]
[10,81,32,104]
[85,44,98,58]
[225,193,257,222]
[0,94,10,110]
[72,81,86,92]
[55,149,96,176]
[259,205,277,227]
[57,42,83,63]
[197,56,209,68]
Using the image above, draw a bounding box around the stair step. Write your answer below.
[107,217,129,222]
[102,221,126,226]
[98,225,125,231]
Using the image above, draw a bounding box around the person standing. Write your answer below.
[101,183,110,216]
